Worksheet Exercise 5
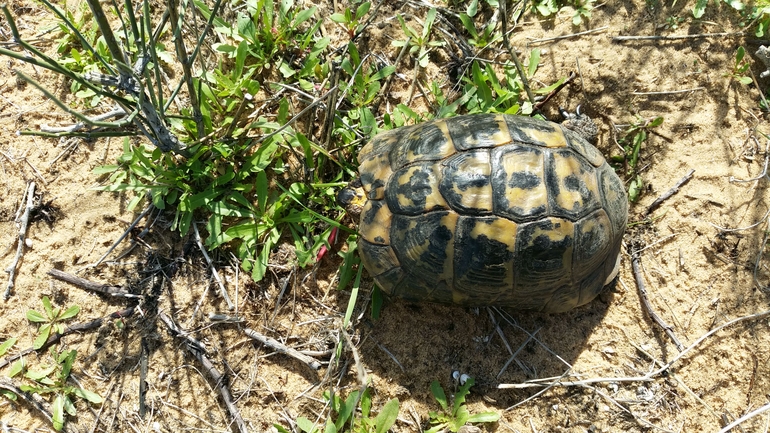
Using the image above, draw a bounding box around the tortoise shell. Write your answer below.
[354,113,627,312]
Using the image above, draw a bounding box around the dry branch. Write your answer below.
[4,181,35,300]
[243,328,322,371]
[47,269,136,298]
[643,169,695,217]
[630,244,684,351]
[159,312,248,433]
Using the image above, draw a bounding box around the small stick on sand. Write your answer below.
[5,181,36,300]
[613,32,744,42]
[47,268,137,298]
[630,244,684,351]
[244,328,322,371]
[643,169,695,217]
[160,312,248,433]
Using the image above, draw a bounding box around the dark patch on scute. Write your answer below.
[454,217,515,296]
[361,199,385,226]
[446,114,507,150]
[509,171,542,190]
[386,164,438,215]
[503,115,561,147]
[515,219,574,291]
[390,212,454,287]
[391,123,452,168]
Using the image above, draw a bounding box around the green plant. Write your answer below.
[611,116,664,202]
[26,296,80,350]
[426,377,500,433]
[530,0,595,25]
[392,8,445,68]
[0,338,18,401]
[276,388,399,433]
[330,2,371,38]
[725,46,753,85]
[11,349,102,431]
[458,0,500,48]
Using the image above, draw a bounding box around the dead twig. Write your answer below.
[526,26,609,44]
[83,203,154,269]
[630,243,684,351]
[4,181,35,300]
[613,32,744,42]
[47,269,137,298]
[243,328,322,371]
[499,309,770,389]
[193,221,233,310]
[632,87,705,96]
[159,312,248,433]
[718,402,770,433]
[643,169,695,217]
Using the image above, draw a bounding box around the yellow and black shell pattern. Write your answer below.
[355,113,627,313]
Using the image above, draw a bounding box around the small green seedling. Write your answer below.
[13,349,103,431]
[611,116,663,202]
[0,338,18,401]
[426,377,500,433]
[26,296,80,350]
[330,2,371,37]
[392,8,445,68]
[725,46,753,85]
[277,388,399,433]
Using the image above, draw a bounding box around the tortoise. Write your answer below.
[339,112,627,313]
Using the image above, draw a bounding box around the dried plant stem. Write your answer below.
[4,181,35,300]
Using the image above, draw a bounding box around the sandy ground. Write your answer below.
[1,0,769,432]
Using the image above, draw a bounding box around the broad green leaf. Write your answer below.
[59,305,80,321]
[52,394,65,431]
[467,411,501,423]
[33,324,52,350]
[330,12,347,23]
[63,395,77,416]
[72,387,104,404]
[42,296,54,319]
[294,7,317,27]
[355,2,371,19]
[26,309,47,323]
[9,359,25,377]
[92,165,119,175]
[374,398,400,433]
[0,390,17,401]
[26,364,56,381]
[430,381,448,411]
[692,0,708,18]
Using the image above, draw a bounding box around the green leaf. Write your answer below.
[335,390,359,430]
[9,359,25,377]
[467,411,501,423]
[330,12,347,23]
[423,8,437,39]
[296,417,316,433]
[42,296,54,319]
[527,49,541,78]
[355,2,371,19]
[63,394,77,416]
[692,0,708,18]
[92,165,119,175]
[24,365,56,382]
[0,390,17,401]
[59,305,80,321]
[33,324,52,350]
[466,0,479,16]
[59,350,77,381]
[738,76,753,85]
[459,14,478,39]
[430,381,448,411]
[26,309,47,323]
[72,387,104,404]
[375,398,400,433]
[52,394,65,431]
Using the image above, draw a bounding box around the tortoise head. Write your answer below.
[559,105,598,144]
[337,178,367,218]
